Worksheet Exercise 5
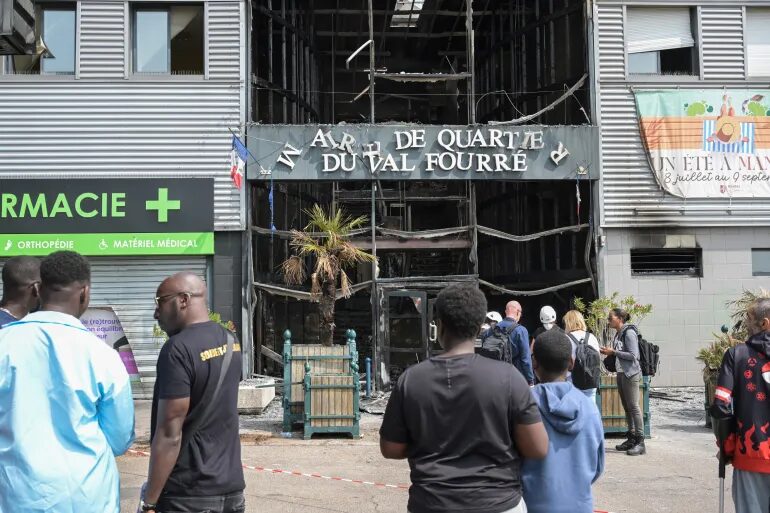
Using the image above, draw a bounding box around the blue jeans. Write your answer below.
[157,491,246,513]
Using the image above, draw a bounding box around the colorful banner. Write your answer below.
[635,90,770,198]
[0,232,214,257]
[80,307,140,383]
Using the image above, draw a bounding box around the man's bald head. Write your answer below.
[158,272,207,297]
[505,300,523,321]
[154,272,209,336]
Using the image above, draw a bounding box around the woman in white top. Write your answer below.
[563,310,601,404]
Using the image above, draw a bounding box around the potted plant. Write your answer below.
[697,288,769,426]
[280,205,375,346]
[573,293,653,348]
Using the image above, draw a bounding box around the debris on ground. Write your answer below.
[359,391,390,415]
[649,386,709,429]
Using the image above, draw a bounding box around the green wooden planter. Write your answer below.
[302,343,361,440]
[597,374,651,438]
[282,329,358,432]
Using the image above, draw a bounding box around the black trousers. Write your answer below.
[157,491,246,513]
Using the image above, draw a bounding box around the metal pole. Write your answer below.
[370,182,378,390]
[368,0,377,388]
[281,0,288,123]
[368,0,375,123]
[466,0,475,124]
[365,357,372,398]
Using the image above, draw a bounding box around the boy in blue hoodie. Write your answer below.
[522,329,605,513]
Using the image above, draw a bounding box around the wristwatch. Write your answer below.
[140,499,158,512]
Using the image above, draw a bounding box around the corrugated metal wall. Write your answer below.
[596,1,770,227]
[0,0,244,231]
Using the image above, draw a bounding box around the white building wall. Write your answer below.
[595,1,770,385]
[600,228,770,386]
[0,0,246,231]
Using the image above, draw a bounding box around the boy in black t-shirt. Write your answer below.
[380,283,549,513]
[141,272,245,513]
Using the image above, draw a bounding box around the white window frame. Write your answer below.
[126,1,207,80]
[624,5,701,82]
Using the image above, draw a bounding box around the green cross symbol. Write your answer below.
[146,188,181,223]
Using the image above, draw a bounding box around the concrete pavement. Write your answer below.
[120,390,733,513]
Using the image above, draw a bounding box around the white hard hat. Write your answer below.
[539,306,557,328]
[486,311,503,323]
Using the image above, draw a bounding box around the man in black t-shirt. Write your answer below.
[380,284,549,513]
[140,272,245,513]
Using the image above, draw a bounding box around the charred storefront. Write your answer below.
[245,1,599,386]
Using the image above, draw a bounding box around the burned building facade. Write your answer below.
[245,1,600,386]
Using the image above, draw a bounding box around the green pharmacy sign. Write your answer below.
[0,179,214,233]
[0,233,215,257]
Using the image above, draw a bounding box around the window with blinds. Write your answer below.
[746,9,770,77]
[626,7,698,76]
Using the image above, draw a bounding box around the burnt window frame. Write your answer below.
[630,247,703,277]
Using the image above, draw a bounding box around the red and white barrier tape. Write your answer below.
[127,448,409,490]
[126,448,613,511]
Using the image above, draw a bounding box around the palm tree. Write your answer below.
[281,205,376,346]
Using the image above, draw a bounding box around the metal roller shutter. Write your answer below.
[746,8,770,77]
[89,257,208,398]
[0,256,208,398]
[626,7,695,54]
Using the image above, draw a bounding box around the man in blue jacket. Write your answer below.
[494,300,534,385]
[0,251,135,513]
[522,328,604,513]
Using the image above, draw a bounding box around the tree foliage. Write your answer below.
[281,205,375,345]
[573,293,653,347]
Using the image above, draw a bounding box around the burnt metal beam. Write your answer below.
[315,30,466,38]
[351,239,471,250]
[312,9,499,16]
[477,2,582,60]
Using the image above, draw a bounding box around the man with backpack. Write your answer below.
[481,300,534,385]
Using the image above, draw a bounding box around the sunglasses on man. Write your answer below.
[154,291,203,307]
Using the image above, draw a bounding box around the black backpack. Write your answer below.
[479,323,515,363]
[567,333,601,390]
[623,326,660,377]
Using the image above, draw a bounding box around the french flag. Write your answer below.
[230,135,248,189]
